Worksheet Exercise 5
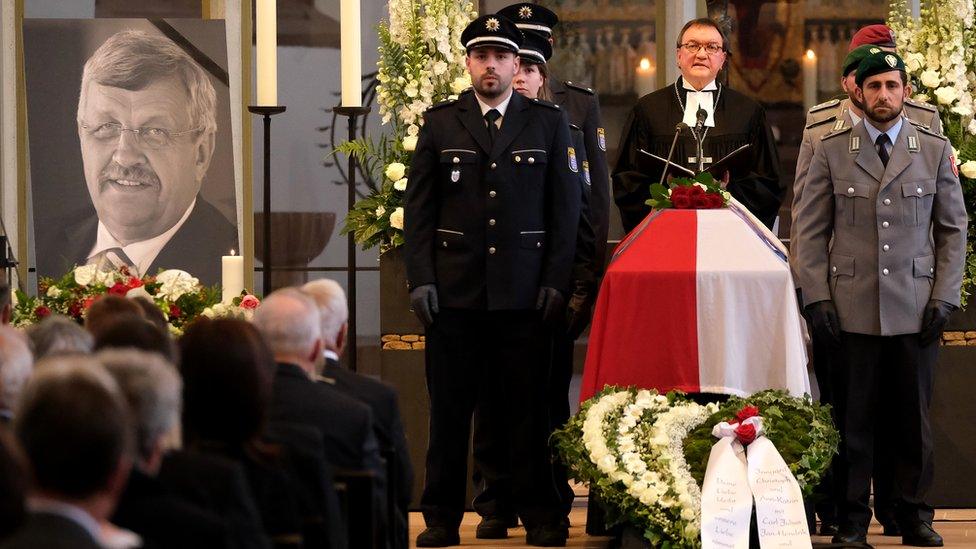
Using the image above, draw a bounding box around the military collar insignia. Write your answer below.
[908,134,919,152]
[486,17,500,31]
[833,117,846,131]
[519,6,532,19]
[850,134,860,153]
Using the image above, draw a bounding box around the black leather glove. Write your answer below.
[919,299,956,346]
[409,284,439,327]
[804,300,841,348]
[566,280,596,340]
[536,286,565,324]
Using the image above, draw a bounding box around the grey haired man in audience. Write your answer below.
[0,326,32,424]
[26,315,94,359]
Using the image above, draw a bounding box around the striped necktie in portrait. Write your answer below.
[88,247,136,273]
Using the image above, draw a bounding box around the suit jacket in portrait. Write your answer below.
[794,118,967,335]
[0,511,101,549]
[36,196,237,286]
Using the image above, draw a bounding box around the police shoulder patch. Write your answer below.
[564,81,595,95]
[568,147,578,172]
[808,98,840,113]
[805,115,837,130]
[821,125,852,141]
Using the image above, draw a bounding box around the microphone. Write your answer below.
[659,122,689,187]
[695,107,708,133]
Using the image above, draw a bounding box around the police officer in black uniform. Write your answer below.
[468,29,597,540]
[404,14,580,548]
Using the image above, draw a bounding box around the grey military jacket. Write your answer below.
[789,97,942,287]
[794,118,967,336]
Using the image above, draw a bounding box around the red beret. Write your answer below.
[849,24,896,51]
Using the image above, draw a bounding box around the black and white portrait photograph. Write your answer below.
[24,19,238,286]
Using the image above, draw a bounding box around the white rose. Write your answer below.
[451,75,471,94]
[919,70,941,89]
[913,93,930,104]
[393,177,408,191]
[934,86,959,105]
[680,507,696,520]
[952,104,973,117]
[73,264,98,287]
[155,269,200,301]
[201,307,215,318]
[402,135,418,152]
[960,161,976,179]
[46,286,62,298]
[385,162,406,181]
[432,60,448,75]
[597,455,616,471]
[968,119,976,136]
[389,207,404,230]
[904,52,925,73]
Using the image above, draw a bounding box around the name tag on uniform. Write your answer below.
[451,169,461,183]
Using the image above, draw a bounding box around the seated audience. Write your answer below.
[303,279,413,549]
[100,348,227,548]
[84,295,144,339]
[94,315,178,365]
[26,315,93,359]
[1,355,132,549]
[180,318,342,548]
[130,297,169,333]
[0,327,32,423]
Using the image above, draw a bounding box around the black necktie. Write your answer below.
[485,109,501,147]
[876,133,890,167]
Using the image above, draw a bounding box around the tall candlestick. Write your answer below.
[222,250,245,304]
[635,57,656,98]
[340,0,362,107]
[803,49,818,111]
[256,0,277,106]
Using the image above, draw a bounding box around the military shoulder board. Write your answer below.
[906,98,937,112]
[808,98,840,113]
[805,115,837,130]
[821,125,851,141]
[564,81,595,95]
[915,124,947,141]
[427,98,457,112]
[530,97,561,110]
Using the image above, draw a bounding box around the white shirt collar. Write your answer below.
[475,88,514,121]
[681,78,718,92]
[680,78,717,128]
[848,109,862,127]
[323,349,340,363]
[88,199,197,277]
[28,497,102,542]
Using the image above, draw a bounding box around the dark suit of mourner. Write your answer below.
[321,356,412,549]
[35,196,238,286]
[794,117,967,535]
[403,90,580,530]
[0,512,102,549]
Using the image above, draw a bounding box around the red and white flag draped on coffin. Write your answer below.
[579,207,810,401]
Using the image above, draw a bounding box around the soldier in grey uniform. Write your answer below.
[790,42,942,537]
[794,51,967,547]
[405,14,580,548]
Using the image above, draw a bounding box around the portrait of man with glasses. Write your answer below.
[30,26,237,285]
[612,17,784,233]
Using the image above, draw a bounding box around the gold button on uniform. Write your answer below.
[515,155,522,163]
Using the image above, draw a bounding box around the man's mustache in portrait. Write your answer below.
[99,162,161,191]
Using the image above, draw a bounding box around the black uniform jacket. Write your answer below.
[404,90,580,310]
[550,80,610,274]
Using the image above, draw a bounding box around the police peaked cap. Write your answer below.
[517,30,552,64]
[855,50,905,87]
[497,3,559,38]
[462,15,524,53]
[842,45,883,77]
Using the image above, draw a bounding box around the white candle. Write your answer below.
[340,0,362,107]
[256,0,277,106]
[635,57,656,98]
[803,49,817,111]
[222,251,245,304]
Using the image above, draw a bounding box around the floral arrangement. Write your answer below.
[645,172,731,211]
[338,0,477,252]
[554,387,838,547]
[12,266,260,334]
[889,0,976,302]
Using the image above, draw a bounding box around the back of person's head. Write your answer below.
[179,318,275,449]
[94,314,178,365]
[0,326,33,417]
[252,288,321,362]
[301,279,348,349]
[85,295,144,338]
[98,348,181,469]
[0,428,26,538]
[131,297,169,332]
[15,354,132,500]
[26,315,93,359]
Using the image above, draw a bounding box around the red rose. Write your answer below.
[693,194,711,209]
[736,405,760,422]
[108,283,129,296]
[240,295,260,310]
[68,301,83,318]
[127,277,144,289]
[34,306,51,319]
[169,304,181,318]
[707,193,725,209]
[82,296,96,310]
[670,186,689,199]
[672,194,692,209]
[735,423,757,445]
[687,184,705,197]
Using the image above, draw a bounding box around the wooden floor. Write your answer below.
[408,506,976,548]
